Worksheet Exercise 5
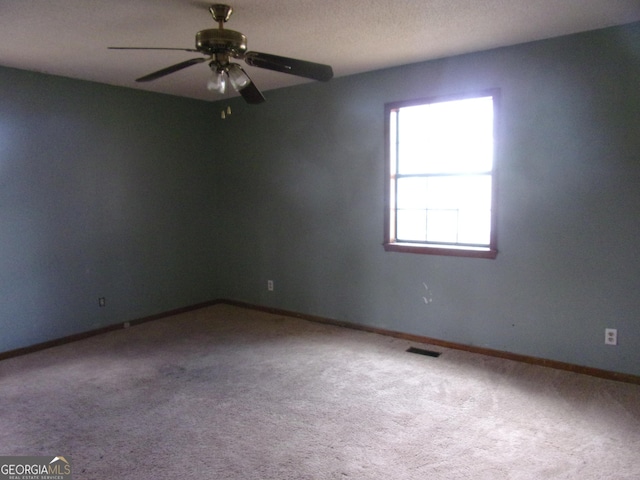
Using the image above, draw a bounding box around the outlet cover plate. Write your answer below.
[605,328,617,345]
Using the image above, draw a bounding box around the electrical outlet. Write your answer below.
[605,328,617,345]
[267,280,274,291]
[98,297,106,307]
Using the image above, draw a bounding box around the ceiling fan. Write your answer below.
[109,4,334,104]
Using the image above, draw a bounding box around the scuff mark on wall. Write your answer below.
[422,282,433,304]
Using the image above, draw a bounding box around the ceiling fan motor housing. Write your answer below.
[196,29,247,57]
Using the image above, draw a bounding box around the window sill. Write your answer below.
[383,242,497,259]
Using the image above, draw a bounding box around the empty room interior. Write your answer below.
[1,1,640,478]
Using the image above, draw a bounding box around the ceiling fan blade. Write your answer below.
[226,65,265,104]
[109,47,200,53]
[244,52,333,82]
[238,80,266,104]
[135,57,206,82]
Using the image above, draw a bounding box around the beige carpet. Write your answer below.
[1,304,639,479]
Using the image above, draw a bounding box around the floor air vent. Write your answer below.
[406,346,442,358]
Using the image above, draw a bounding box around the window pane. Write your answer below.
[395,175,492,245]
[389,110,397,176]
[397,96,493,175]
[397,107,437,174]
[426,210,458,243]
[397,209,427,241]
[458,209,491,245]
[426,175,492,211]
[396,177,427,209]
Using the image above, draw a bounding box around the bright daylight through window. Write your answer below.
[384,90,498,258]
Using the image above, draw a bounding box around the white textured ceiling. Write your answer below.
[1,0,639,102]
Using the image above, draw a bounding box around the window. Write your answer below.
[384,90,498,258]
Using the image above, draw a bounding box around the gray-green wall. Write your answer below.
[215,23,640,376]
[0,70,225,351]
[1,23,639,376]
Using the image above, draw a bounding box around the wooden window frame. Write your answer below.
[383,90,499,259]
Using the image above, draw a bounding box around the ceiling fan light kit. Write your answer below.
[109,4,333,104]
[207,68,226,93]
